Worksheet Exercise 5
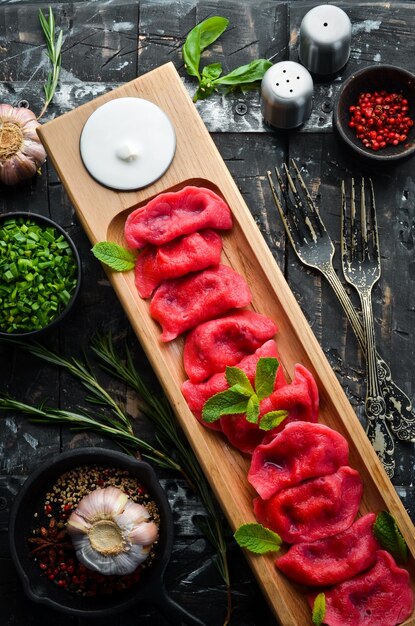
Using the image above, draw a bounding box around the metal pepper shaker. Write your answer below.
[261,61,314,129]
[299,5,352,76]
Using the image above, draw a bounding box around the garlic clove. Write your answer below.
[101,486,130,516]
[20,138,48,163]
[75,487,128,522]
[67,511,91,534]
[0,153,36,186]
[128,520,159,546]
[114,500,150,530]
[0,103,13,118]
[12,106,37,126]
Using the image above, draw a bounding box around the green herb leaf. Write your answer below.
[202,388,249,423]
[183,16,229,80]
[312,593,326,626]
[202,62,223,80]
[246,394,260,424]
[234,523,282,554]
[255,357,279,401]
[259,410,288,431]
[373,511,408,562]
[215,59,272,86]
[38,7,63,119]
[225,366,255,395]
[183,26,201,79]
[92,242,136,272]
[193,62,223,102]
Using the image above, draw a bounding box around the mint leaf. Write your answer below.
[234,523,282,554]
[246,394,260,423]
[202,388,249,423]
[231,383,255,398]
[374,511,408,562]
[225,366,254,395]
[92,242,136,272]
[259,410,288,431]
[255,357,279,401]
[312,593,326,626]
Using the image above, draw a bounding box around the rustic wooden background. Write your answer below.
[0,1,414,625]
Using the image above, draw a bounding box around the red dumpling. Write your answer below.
[135,230,223,298]
[220,363,319,455]
[260,363,319,427]
[182,339,280,432]
[253,466,363,543]
[184,310,278,382]
[150,264,252,342]
[125,186,233,249]
[248,422,349,499]
[276,513,379,586]
[309,550,414,626]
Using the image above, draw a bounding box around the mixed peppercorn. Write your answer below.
[348,90,413,151]
[27,464,159,597]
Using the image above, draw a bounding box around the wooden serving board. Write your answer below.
[38,62,415,626]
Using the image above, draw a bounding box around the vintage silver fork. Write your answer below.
[341,179,395,477]
[266,161,415,449]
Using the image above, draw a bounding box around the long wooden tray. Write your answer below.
[38,62,415,626]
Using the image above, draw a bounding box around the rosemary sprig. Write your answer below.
[19,341,134,436]
[38,7,63,119]
[0,396,183,475]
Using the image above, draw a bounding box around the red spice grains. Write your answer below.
[27,464,159,597]
[348,90,413,151]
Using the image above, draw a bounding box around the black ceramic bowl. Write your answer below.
[9,448,205,625]
[0,211,81,338]
[333,64,415,162]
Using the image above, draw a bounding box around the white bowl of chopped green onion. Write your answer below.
[0,212,81,336]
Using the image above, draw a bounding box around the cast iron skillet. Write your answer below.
[9,447,206,625]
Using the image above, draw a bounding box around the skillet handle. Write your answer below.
[149,584,207,626]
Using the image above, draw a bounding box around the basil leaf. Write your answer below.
[259,410,288,431]
[183,27,201,79]
[255,357,279,401]
[202,388,249,423]
[234,523,282,554]
[312,593,326,626]
[193,80,216,103]
[246,394,260,424]
[198,16,229,52]
[92,242,136,272]
[202,62,223,80]
[183,16,229,80]
[225,366,254,395]
[215,59,272,86]
[373,511,408,562]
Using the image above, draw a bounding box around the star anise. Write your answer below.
[28,518,73,556]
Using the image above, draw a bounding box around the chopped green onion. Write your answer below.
[0,216,78,334]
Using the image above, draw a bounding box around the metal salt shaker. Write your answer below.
[299,4,352,76]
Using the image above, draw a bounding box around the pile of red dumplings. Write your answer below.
[125,186,413,626]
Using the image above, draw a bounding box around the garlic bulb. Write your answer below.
[67,486,159,576]
[0,104,47,186]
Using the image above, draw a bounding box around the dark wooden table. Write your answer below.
[1,2,414,625]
